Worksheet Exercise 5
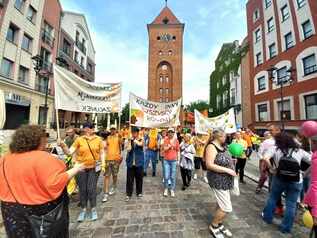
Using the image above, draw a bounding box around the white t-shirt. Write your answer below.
[258,138,275,158]
[264,147,312,183]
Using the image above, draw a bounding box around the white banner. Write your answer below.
[129,93,181,128]
[195,108,237,134]
[54,65,121,113]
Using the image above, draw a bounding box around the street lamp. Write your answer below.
[267,65,295,130]
[32,55,52,127]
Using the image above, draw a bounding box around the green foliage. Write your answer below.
[185,100,209,113]
[121,103,130,124]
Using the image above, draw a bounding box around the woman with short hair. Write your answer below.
[0,125,84,238]
[205,129,236,238]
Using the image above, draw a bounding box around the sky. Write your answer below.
[60,0,247,105]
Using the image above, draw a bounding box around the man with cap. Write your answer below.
[162,128,180,197]
[125,127,145,201]
[64,126,79,148]
[102,125,122,203]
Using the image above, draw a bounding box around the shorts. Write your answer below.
[194,157,207,170]
[104,160,120,177]
[212,188,232,213]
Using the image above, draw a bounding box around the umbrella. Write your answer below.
[0,89,6,129]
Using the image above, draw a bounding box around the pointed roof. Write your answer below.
[151,6,181,25]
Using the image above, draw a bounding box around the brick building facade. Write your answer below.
[246,0,317,132]
[147,5,184,103]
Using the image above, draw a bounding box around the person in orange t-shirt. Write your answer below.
[0,125,84,238]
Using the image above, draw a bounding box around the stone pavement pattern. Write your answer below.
[67,160,310,238]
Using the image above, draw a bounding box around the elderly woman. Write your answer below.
[0,125,84,238]
[60,122,104,222]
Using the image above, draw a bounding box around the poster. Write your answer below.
[129,93,181,128]
[54,64,121,113]
[195,108,237,134]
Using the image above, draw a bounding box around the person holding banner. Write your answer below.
[102,126,122,203]
[125,127,145,201]
[144,128,161,177]
[163,128,180,198]
[60,122,104,222]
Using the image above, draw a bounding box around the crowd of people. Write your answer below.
[0,122,317,238]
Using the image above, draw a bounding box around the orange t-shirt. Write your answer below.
[0,151,69,205]
[106,135,121,161]
[243,133,252,147]
[163,137,180,161]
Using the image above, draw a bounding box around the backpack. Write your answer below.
[276,149,300,182]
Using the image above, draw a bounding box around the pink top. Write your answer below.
[163,137,180,161]
[304,152,317,217]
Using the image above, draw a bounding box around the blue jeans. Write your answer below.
[263,176,302,233]
[144,150,158,174]
[163,160,177,190]
[300,176,310,202]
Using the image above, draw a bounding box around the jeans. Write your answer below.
[163,160,177,190]
[300,176,311,202]
[76,169,97,209]
[263,176,303,233]
[126,166,143,197]
[144,150,158,174]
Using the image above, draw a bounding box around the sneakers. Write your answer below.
[193,174,198,180]
[170,190,175,198]
[209,225,224,238]
[109,187,116,195]
[137,194,143,198]
[90,208,98,221]
[203,176,209,184]
[77,209,87,222]
[181,186,187,191]
[102,193,108,203]
[152,172,156,177]
[219,224,232,237]
[163,189,168,197]
[125,196,131,202]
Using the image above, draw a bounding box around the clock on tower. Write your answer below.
[147,4,184,103]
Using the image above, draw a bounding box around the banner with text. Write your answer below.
[129,93,181,128]
[195,108,237,134]
[54,65,121,113]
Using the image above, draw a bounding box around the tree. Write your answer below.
[120,103,130,124]
[185,100,209,113]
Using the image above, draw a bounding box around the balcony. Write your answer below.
[304,65,317,76]
[75,40,86,54]
[41,29,54,48]
[40,60,53,74]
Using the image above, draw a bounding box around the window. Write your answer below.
[22,34,32,52]
[303,54,317,76]
[256,52,262,65]
[162,65,168,71]
[63,39,71,56]
[87,63,93,73]
[80,57,84,67]
[38,107,47,125]
[267,17,274,33]
[254,9,260,22]
[14,0,24,12]
[230,88,236,105]
[76,31,80,43]
[172,36,176,41]
[0,58,13,78]
[74,50,79,64]
[285,32,294,50]
[258,104,268,121]
[265,0,272,8]
[222,76,227,85]
[304,94,317,119]
[160,88,163,95]
[297,0,306,8]
[277,99,291,120]
[255,29,261,42]
[159,75,163,83]
[166,88,169,95]
[166,77,169,83]
[18,66,29,84]
[168,50,172,56]
[40,48,52,72]
[6,23,19,44]
[159,51,163,56]
[166,98,169,103]
[257,76,266,91]
[216,95,221,109]
[223,91,228,106]
[277,66,288,84]
[160,98,163,103]
[26,6,37,23]
[216,81,219,89]
[302,20,313,39]
[281,5,289,22]
[269,43,277,59]
[42,21,54,47]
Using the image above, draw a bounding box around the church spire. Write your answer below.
[165,0,168,7]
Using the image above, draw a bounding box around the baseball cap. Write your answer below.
[168,128,175,133]
[83,122,94,129]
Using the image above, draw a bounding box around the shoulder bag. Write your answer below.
[85,138,100,172]
[2,157,65,238]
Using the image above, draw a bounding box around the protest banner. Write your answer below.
[195,108,237,134]
[129,93,181,128]
[54,64,121,114]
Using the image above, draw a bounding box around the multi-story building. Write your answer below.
[0,0,47,129]
[58,11,96,127]
[209,41,243,122]
[247,0,317,132]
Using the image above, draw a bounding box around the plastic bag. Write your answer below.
[231,177,240,196]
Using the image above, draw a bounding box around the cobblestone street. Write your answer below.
[67,160,310,238]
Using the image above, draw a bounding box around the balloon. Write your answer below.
[228,143,244,157]
[303,210,313,229]
[301,121,317,138]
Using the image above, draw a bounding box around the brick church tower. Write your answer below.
[147,3,184,103]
